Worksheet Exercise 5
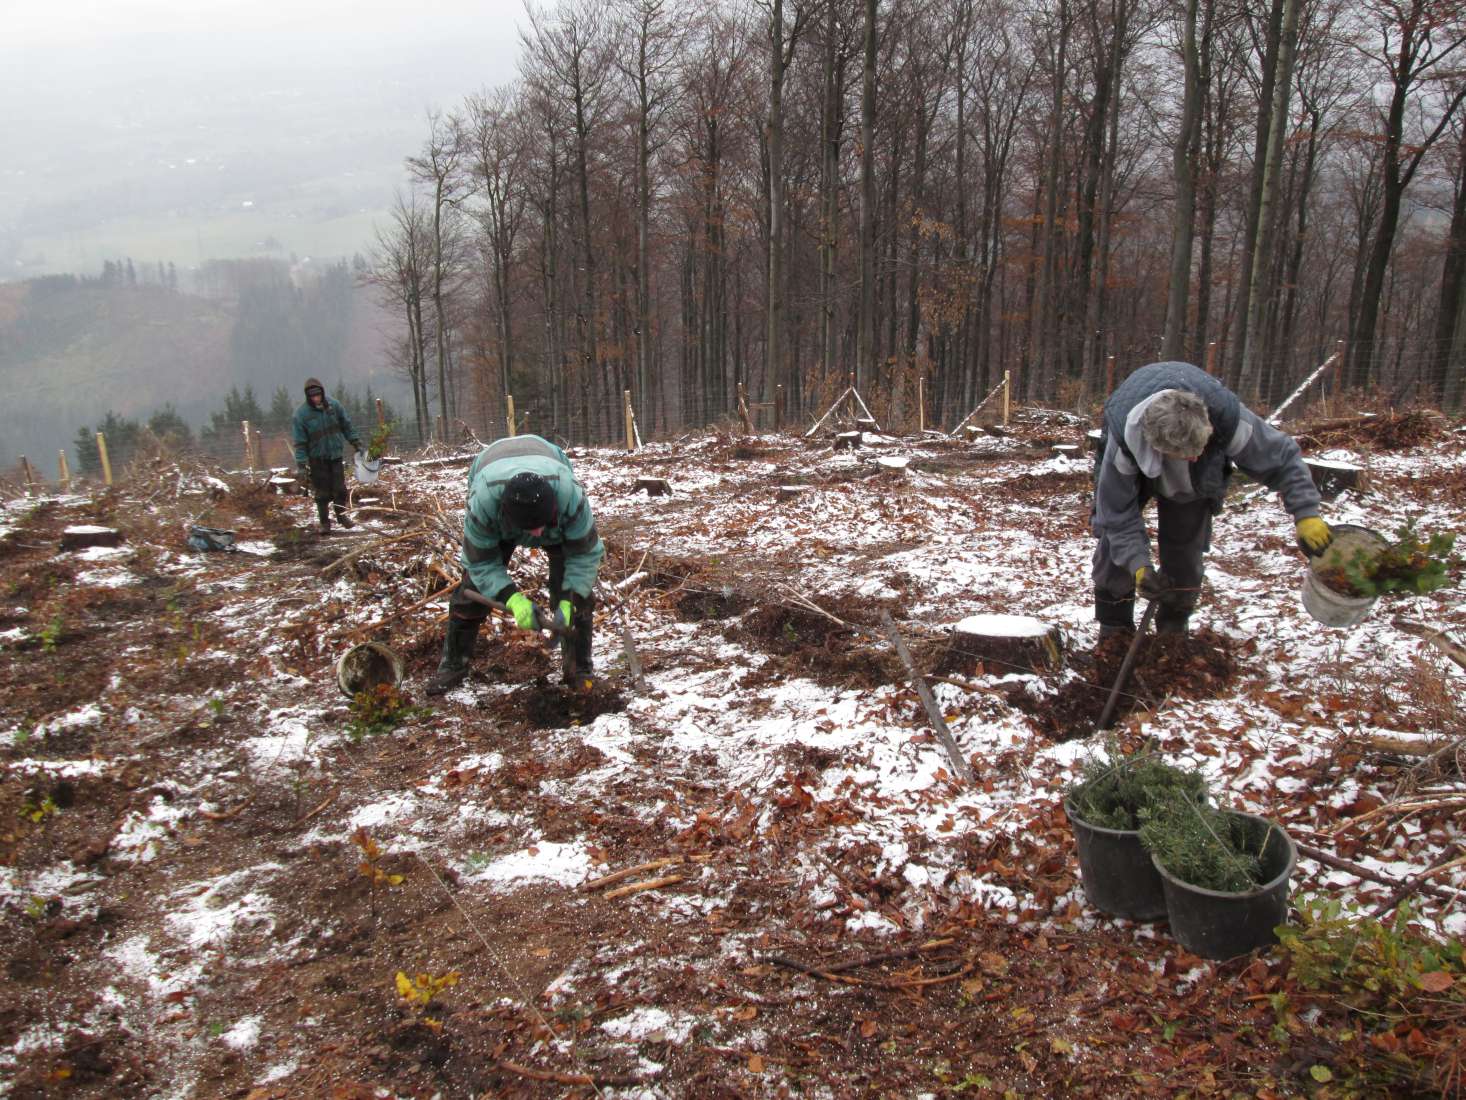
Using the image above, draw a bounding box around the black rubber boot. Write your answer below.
[1156,610,1191,636]
[335,506,355,530]
[316,500,331,535]
[1095,594,1135,634]
[425,618,480,695]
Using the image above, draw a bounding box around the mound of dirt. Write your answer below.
[1011,627,1238,741]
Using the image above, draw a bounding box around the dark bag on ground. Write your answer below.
[187,525,238,553]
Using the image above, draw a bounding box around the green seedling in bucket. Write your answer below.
[1321,520,1456,598]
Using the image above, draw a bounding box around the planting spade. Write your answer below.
[1095,599,1158,733]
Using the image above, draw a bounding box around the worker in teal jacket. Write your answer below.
[292,377,361,534]
[426,434,604,695]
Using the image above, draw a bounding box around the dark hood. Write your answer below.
[304,377,326,402]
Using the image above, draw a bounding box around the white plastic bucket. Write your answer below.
[335,642,403,698]
[353,452,382,485]
[1301,523,1387,628]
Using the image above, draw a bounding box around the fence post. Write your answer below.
[96,432,113,486]
[1002,371,1011,426]
[623,389,635,452]
[775,384,784,430]
[506,393,516,438]
[19,456,36,496]
[375,397,385,426]
[1205,341,1217,375]
[435,416,445,444]
[1106,355,1116,393]
[917,373,926,434]
[58,450,71,493]
[242,420,254,472]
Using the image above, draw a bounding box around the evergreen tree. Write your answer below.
[201,386,266,441]
[265,387,295,434]
[72,411,143,475]
[148,405,193,448]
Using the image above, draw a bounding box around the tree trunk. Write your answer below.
[858,0,878,390]
[1162,0,1202,360]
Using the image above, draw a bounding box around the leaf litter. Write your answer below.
[0,420,1462,1097]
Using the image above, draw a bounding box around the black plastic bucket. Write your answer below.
[1153,811,1296,960]
[1064,797,1167,921]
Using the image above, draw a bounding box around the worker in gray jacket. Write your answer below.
[426,434,604,695]
[1092,361,1333,636]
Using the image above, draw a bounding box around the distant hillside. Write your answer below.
[0,266,405,477]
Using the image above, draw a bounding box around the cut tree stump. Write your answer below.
[980,425,1009,438]
[60,526,124,552]
[1051,444,1081,459]
[776,485,809,501]
[951,614,1064,674]
[1303,458,1364,498]
[834,431,863,450]
[1086,428,1104,454]
[635,476,672,497]
[269,475,299,495]
[875,455,910,471]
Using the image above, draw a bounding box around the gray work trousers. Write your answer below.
[1093,496,1212,631]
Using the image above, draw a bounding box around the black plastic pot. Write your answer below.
[1153,811,1296,960]
[1064,796,1167,921]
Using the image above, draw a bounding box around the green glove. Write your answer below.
[1296,516,1332,556]
[505,591,538,630]
[555,599,573,629]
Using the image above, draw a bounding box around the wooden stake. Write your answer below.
[1001,370,1011,425]
[435,415,445,443]
[506,393,516,438]
[879,611,975,784]
[1106,355,1116,392]
[96,432,113,486]
[19,455,36,495]
[582,856,683,891]
[917,373,926,433]
[601,874,684,901]
[375,397,385,426]
[58,450,71,492]
[1205,341,1217,375]
[623,389,635,452]
[242,420,255,472]
[775,383,784,429]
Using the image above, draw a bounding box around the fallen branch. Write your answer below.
[1369,854,1466,919]
[764,954,864,984]
[198,797,254,822]
[820,937,956,975]
[601,874,684,901]
[294,788,339,826]
[582,857,683,891]
[1392,617,1466,673]
[322,528,427,575]
[343,582,455,644]
[1295,841,1463,905]
[492,1059,650,1088]
[887,961,976,990]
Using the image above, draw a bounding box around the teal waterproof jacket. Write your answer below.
[461,435,604,599]
[292,378,360,464]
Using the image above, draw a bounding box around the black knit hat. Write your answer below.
[501,472,556,529]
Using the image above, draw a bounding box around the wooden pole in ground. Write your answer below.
[96,432,113,486]
[623,389,636,452]
[19,456,36,495]
[58,450,71,492]
[1106,356,1116,392]
[917,373,925,433]
[242,420,254,472]
[1205,341,1217,374]
[506,393,516,438]
[1002,371,1011,425]
[375,397,385,426]
[775,384,784,429]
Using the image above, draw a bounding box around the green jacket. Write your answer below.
[460,435,604,599]
[292,379,360,464]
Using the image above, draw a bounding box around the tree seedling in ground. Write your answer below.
[352,827,404,917]
[1319,520,1457,598]
[366,421,394,460]
[345,683,429,742]
[1065,741,1210,830]
[395,970,459,1032]
[19,795,59,825]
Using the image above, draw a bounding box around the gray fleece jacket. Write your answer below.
[1092,365,1321,574]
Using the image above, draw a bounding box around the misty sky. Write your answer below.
[0,0,527,278]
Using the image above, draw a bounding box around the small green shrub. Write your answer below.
[366,421,394,460]
[1326,520,1457,598]
[1138,799,1268,892]
[345,683,428,742]
[1065,746,1209,831]
[1276,897,1465,1097]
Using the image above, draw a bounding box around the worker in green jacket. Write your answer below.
[291,377,361,534]
[426,434,604,695]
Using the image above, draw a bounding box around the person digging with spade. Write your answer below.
[425,434,604,696]
[1092,360,1333,638]
[292,377,362,535]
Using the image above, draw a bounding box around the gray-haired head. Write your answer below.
[1141,390,1212,458]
